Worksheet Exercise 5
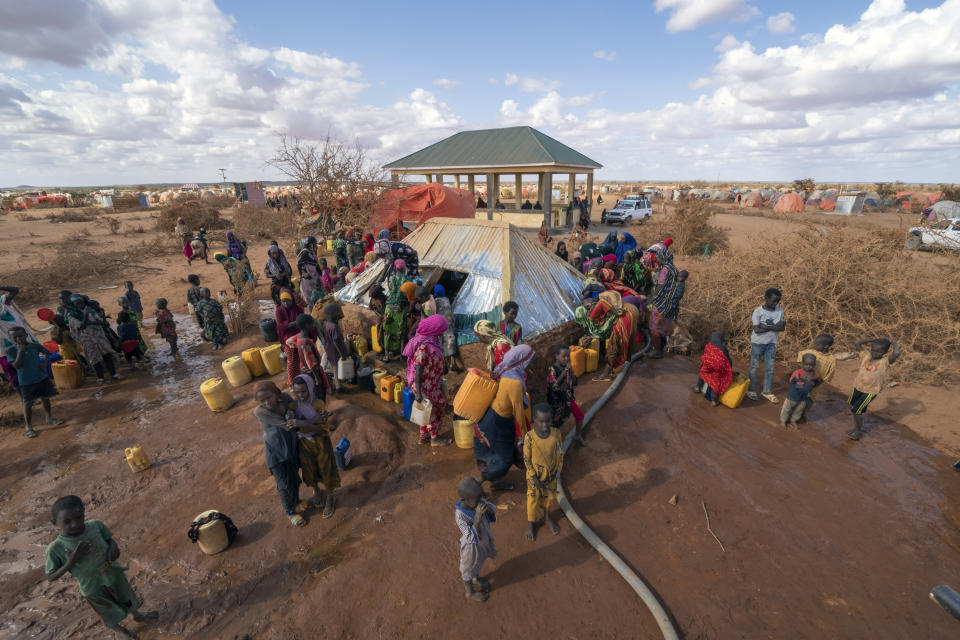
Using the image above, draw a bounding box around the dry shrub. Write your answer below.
[125,223,146,234]
[154,200,228,232]
[16,213,41,221]
[65,228,91,241]
[7,244,152,305]
[232,205,300,240]
[681,226,960,385]
[98,217,122,234]
[633,199,729,256]
[226,282,259,337]
[46,208,102,223]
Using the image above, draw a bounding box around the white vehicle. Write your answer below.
[906,217,960,251]
[605,197,653,225]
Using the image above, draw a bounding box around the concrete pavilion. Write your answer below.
[383,126,602,230]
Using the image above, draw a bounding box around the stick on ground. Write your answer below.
[702,500,725,553]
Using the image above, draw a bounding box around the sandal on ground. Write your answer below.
[48,418,65,426]
[289,514,307,527]
[761,393,780,404]
[322,497,335,519]
[475,577,491,592]
[25,429,38,438]
[846,429,862,441]
[467,590,489,602]
[592,373,612,382]
[417,437,430,446]
[295,500,311,513]
[430,435,452,447]
[746,391,760,401]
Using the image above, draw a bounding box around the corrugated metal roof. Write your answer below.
[383,126,602,170]
[335,218,585,339]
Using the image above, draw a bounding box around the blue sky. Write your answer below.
[1,0,958,186]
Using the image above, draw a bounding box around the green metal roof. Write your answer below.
[383,126,602,171]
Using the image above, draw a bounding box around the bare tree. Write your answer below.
[793,177,816,193]
[266,133,389,233]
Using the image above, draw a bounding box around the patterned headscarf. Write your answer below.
[401,314,448,386]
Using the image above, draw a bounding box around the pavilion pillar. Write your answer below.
[425,174,432,183]
[435,174,444,185]
[391,171,399,187]
[485,172,495,218]
[567,173,576,226]
[586,172,594,214]
[468,175,475,200]
[454,174,461,190]
[542,173,553,231]
[515,173,522,210]
[537,173,544,205]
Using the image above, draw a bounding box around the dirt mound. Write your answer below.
[154,200,228,232]
[681,225,960,384]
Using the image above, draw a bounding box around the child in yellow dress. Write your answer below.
[524,403,564,541]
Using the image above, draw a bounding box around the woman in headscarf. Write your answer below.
[433,285,464,372]
[538,221,552,246]
[215,252,253,296]
[599,230,618,256]
[66,295,120,384]
[290,373,339,518]
[264,244,293,306]
[225,231,247,260]
[403,314,451,446]
[473,344,535,491]
[252,380,306,527]
[195,288,228,349]
[554,241,569,262]
[578,206,590,231]
[174,217,191,249]
[345,230,364,269]
[319,258,334,294]
[614,232,637,263]
[297,237,320,307]
[381,259,411,361]
[597,268,638,298]
[579,240,602,261]
[574,298,618,342]
[276,289,305,385]
[695,331,733,407]
[645,243,681,359]
[621,250,648,294]
[590,291,640,382]
[473,319,514,371]
[362,232,375,254]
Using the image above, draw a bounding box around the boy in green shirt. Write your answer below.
[45,495,158,637]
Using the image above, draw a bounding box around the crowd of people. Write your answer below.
[0,219,906,633]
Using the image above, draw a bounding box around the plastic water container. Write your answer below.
[352,334,369,356]
[259,318,278,343]
[453,369,499,422]
[52,360,83,389]
[356,366,374,393]
[334,437,351,470]
[410,398,432,427]
[124,446,151,472]
[242,348,267,377]
[260,344,284,375]
[370,325,382,353]
[402,386,416,420]
[720,373,749,409]
[569,345,587,378]
[394,381,405,404]
[585,348,600,373]
[453,419,474,449]
[337,357,355,381]
[201,377,235,412]
[193,510,230,555]
[380,375,399,401]
[326,238,335,251]
[371,369,387,394]
[222,356,252,387]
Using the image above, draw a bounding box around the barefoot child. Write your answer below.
[154,299,178,355]
[524,403,564,541]
[500,301,522,343]
[253,381,306,527]
[795,334,855,422]
[455,476,496,603]
[780,354,821,429]
[546,345,585,445]
[45,495,157,637]
[124,281,144,327]
[115,311,145,370]
[290,375,339,518]
[5,326,64,438]
[847,337,900,441]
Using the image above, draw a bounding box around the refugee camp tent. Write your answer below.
[820,197,837,211]
[831,195,865,215]
[741,192,764,208]
[335,217,585,344]
[774,193,805,213]
[368,183,476,233]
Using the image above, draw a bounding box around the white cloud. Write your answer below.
[593,50,616,61]
[433,77,461,89]
[654,0,759,33]
[766,12,795,34]
[273,47,361,78]
[504,73,560,92]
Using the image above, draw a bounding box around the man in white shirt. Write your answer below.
[747,287,785,403]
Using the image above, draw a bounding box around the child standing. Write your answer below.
[524,403,564,541]
[5,326,64,438]
[499,301,522,343]
[124,281,144,328]
[546,345,585,445]
[847,337,900,441]
[116,311,144,370]
[287,314,327,399]
[290,375,339,518]
[455,476,496,603]
[780,354,822,429]
[319,305,350,394]
[795,334,856,421]
[45,495,157,637]
[252,381,307,527]
[154,299,178,355]
[747,287,785,403]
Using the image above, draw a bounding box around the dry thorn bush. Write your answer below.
[153,200,228,233]
[680,226,960,385]
[232,206,300,240]
[632,199,729,256]
[226,281,259,337]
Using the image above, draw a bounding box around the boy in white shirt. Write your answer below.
[747,288,785,403]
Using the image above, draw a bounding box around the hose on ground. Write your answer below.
[557,336,680,640]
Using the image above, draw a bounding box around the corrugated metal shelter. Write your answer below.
[335,217,584,344]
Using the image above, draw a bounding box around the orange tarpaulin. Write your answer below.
[773,193,805,213]
[369,183,476,233]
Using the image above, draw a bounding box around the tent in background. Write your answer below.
[336,217,584,344]
[774,193,805,213]
[368,183,476,234]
